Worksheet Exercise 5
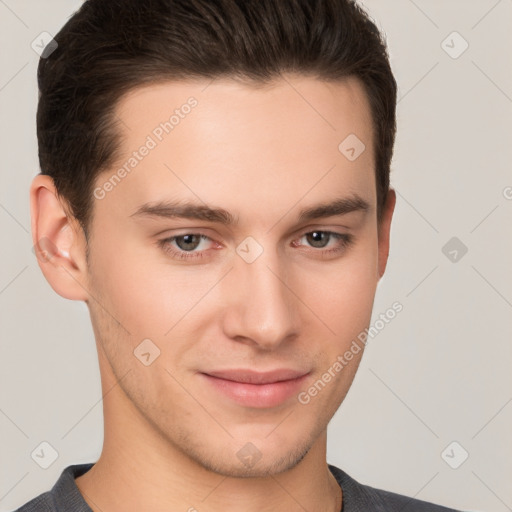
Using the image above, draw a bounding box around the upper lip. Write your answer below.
[202,368,309,384]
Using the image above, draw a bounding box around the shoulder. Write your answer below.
[328,464,468,512]
[356,482,464,511]
[10,463,95,512]
[11,491,55,512]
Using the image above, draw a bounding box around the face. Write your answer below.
[82,74,393,477]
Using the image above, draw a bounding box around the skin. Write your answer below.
[30,74,395,512]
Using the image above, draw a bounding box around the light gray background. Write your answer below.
[1,1,511,511]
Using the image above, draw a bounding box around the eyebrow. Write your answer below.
[130,194,370,226]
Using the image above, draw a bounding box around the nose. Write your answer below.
[221,245,301,351]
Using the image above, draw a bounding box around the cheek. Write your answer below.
[294,239,379,337]
[89,230,203,337]
[89,219,378,349]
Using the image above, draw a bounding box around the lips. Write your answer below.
[204,368,308,384]
[199,368,310,408]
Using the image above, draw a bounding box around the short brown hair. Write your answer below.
[37,0,397,238]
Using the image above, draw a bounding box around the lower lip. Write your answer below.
[200,373,309,408]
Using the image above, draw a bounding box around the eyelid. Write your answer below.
[158,226,352,245]
[163,233,220,250]
[295,222,354,234]
[155,221,354,241]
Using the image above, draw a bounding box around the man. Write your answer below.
[16,0,468,510]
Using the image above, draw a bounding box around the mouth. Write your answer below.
[198,368,310,408]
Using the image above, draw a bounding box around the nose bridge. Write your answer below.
[223,241,299,349]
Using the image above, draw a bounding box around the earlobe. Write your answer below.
[377,188,396,279]
[30,174,90,301]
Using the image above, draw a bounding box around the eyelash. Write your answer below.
[157,231,354,261]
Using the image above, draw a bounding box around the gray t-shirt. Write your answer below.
[12,462,465,511]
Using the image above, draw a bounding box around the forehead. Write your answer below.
[95,74,376,225]
[115,74,374,148]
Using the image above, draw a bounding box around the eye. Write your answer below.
[292,230,354,258]
[158,233,215,261]
[158,230,354,262]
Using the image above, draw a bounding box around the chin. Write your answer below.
[180,429,316,478]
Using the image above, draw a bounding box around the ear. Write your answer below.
[377,188,396,279]
[30,174,90,301]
